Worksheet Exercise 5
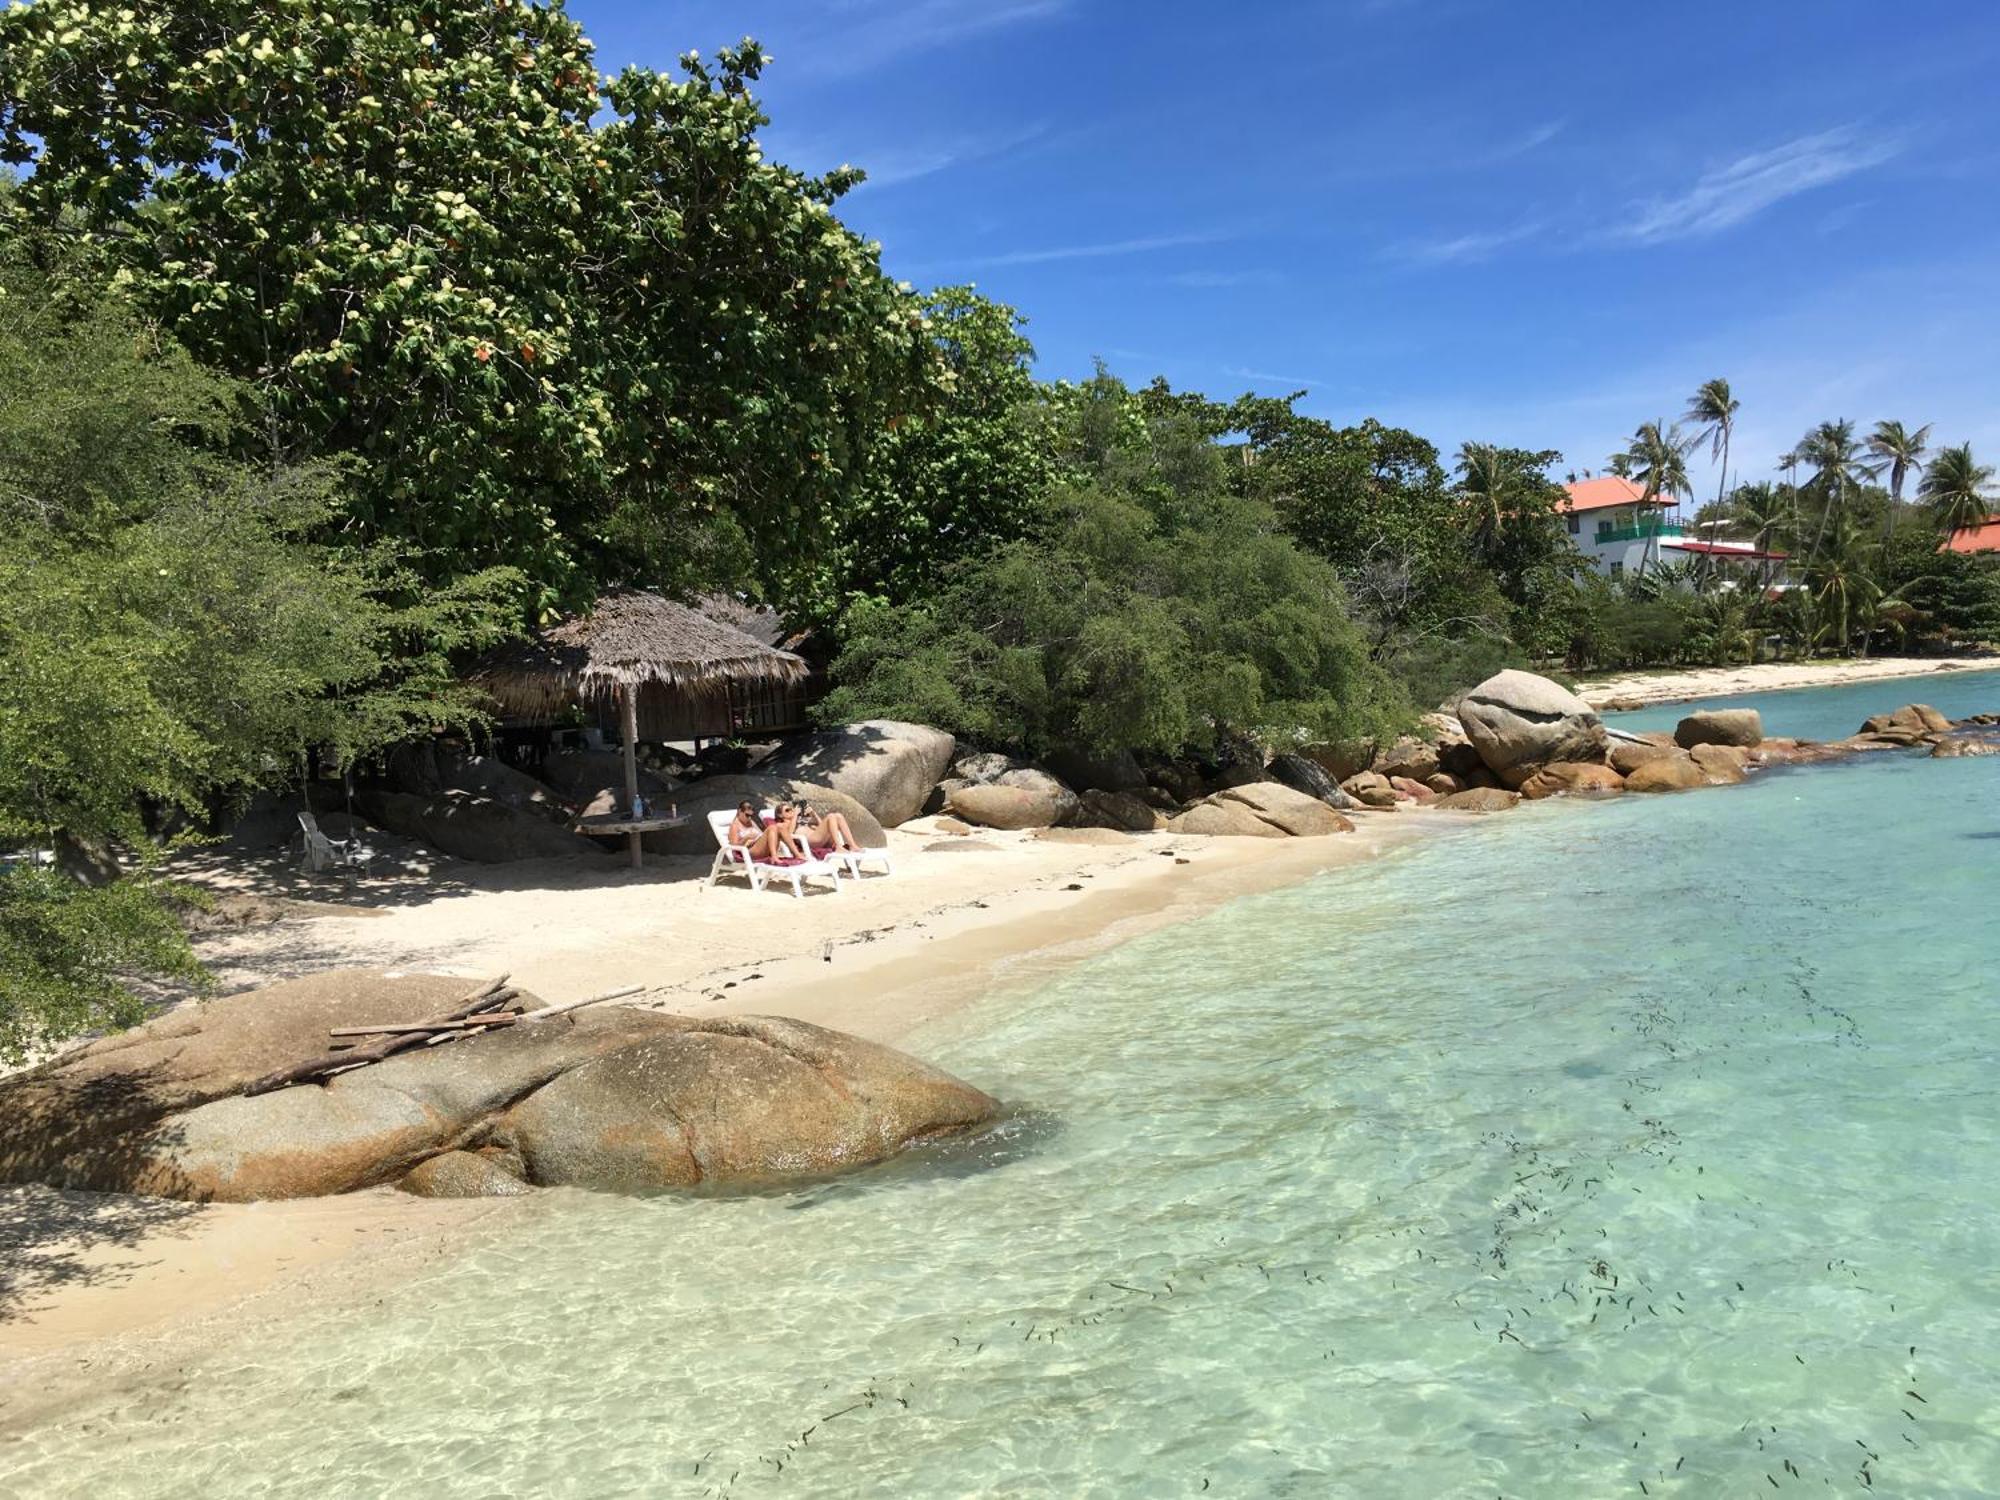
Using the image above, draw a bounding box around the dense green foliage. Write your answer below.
[0,250,517,1057]
[820,375,1406,756]
[1,5,933,615]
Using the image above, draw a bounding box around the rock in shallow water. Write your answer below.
[0,971,999,1202]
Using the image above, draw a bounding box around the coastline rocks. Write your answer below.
[757,721,956,829]
[1372,736,1441,782]
[995,768,1081,826]
[539,750,679,812]
[1932,733,2000,758]
[947,782,1065,830]
[1456,671,1607,784]
[1076,788,1164,832]
[1300,739,1377,784]
[1608,738,1681,776]
[952,750,1028,785]
[1169,782,1355,838]
[1389,776,1437,803]
[1689,743,1750,783]
[440,754,576,823]
[0,972,999,1202]
[1674,708,1764,749]
[1266,752,1358,811]
[1865,704,1952,737]
[1041,747,1148,794]
[1145,760,1209,805]
[1424,773,1464,796]
[1519,762,1626,799]
[353,789,611,864]
[1339,771,1399,809]
[1432,787,1520,813]
[1623,752,1707,793]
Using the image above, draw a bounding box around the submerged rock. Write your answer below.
[1519,762,1625,799]
[1932,733,2000,758]
[0,971,998,1202]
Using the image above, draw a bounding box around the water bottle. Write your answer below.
[632,794,646,819]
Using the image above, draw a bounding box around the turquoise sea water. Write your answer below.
[8,674,2000,1498]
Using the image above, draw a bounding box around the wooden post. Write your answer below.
[621,682,643,868]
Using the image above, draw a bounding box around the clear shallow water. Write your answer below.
[1604,663,2000,742]
[10,682,2000,1498]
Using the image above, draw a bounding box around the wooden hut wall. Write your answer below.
[605,675,820,743]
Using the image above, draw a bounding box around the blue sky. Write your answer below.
[581,1,2000,495]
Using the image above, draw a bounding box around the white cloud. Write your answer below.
[797,1,1067,76]
[950,230,1235,270]
[1223,364,1322,389]
[1612,126,1902,245]
[1159,269,1285,289]
[1389,221,1544,267]
[844,123,1051,190]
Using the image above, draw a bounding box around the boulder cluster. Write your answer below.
[0,971,999,1202]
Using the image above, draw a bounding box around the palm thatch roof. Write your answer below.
[472,590,809,722]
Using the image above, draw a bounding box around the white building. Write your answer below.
[1559,476,1685,579]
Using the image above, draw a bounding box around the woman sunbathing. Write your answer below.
[792,803,862,856]
[728,800,800,862]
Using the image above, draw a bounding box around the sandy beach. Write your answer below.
[1576,654,1997,710]
[0,810,1456,1427]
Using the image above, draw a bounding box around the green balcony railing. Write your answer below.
[1594,519,1686,544]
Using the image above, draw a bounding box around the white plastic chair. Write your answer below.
[781,807,894,881]
[298,812,372,877]
[706,810,841,898]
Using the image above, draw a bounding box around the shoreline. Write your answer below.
[0,809,1460,1427]
[1576,654,1997,711]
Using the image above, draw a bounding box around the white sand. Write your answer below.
[1577,655,1996,710]
[0,810,1454,1416]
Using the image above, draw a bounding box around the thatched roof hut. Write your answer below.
[471,591,809,866]
[474,590,809,724]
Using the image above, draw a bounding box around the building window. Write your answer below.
[1566,514,1579,535]
[1610,560,1625,579]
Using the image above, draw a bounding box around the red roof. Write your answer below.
[1666,540,1788,560]
[1944,519,2000,554]
[1562,475,1674,513]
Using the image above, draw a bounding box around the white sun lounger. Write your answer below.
[761,806,894,881]
[298,811,372,877]
[705,809,842,898]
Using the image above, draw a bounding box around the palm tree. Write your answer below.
[1795,419,1875,566]
[1919,442,1997,538]
[1684,378,1741,512]
[1618,421,1693,573]
[1455,441,1511,558]
[1727,481,1791,553]
[1866,420,1931,546]
[1807,515,1880,656]
[1605,451,1634,480]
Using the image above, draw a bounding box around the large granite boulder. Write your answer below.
[1075,788,1163,832]
[1865,704,1953,737]
[952,750,1028,785]
[353,789,611,864]
[1169,782,1355,838]
[946,783,1065,830]
[1608,738,1682,776]
[538,750,682,819]
[996,768,1081,825]
[1433,787,1520,812]
[1041,747,1147,794]
[1373,736,1440,782]
[0,971,998,1202]
[1519,762,1626,800]
[637,775,887,856]
[1624,751,1707,792]
[439,753,574,822]
[1299,739,1377,783]
[1689,743,1750,783]
[1265,752,1357,811]
[1456,671,1606,784]
[1933,734,2000,758]
[757,721,956,829]
[1340,771,1399,809]
[1674,708,1764,749]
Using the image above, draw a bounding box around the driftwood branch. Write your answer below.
[244,976,515,1096]
[515,985,647,1023]
[327,1014,520,1038]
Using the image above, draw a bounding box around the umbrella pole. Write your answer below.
[621,684,643,869]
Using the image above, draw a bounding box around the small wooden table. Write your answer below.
[573,812,690,868]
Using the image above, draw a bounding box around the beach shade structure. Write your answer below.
[471,590,810,867]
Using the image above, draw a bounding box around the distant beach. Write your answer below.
[1577,654,1998,710]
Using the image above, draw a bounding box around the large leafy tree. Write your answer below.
[0,249,517,1058]
[0,6,931,613]
[822,287,1055,615]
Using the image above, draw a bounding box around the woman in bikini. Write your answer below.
[727,800,799,862]
[791,802,862,856]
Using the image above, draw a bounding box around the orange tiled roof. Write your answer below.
[1562,475,1674,513]
[1944,519,2000,554]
